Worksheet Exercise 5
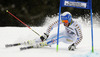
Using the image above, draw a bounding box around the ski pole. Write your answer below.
[6,10,41,37]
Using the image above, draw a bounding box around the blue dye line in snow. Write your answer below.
[71,52,100,57]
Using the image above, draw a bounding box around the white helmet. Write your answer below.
[61,12,72,23]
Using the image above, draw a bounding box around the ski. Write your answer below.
[5,43,21,48]
[5,42,29,48]
[20,46,34,50]
[5,40,37,48]
[5,43,22,48]
[20,42,48,51]
[20,45,40,51]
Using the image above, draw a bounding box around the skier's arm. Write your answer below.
[45,20,62,35]
[40,20,62,41]
[74,23,83,46]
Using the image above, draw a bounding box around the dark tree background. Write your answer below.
[0,0,99,26]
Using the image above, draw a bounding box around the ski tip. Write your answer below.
[5,44,11,48]
[20,47,26,51]
[6,10,8,12]
[20,46,34,51]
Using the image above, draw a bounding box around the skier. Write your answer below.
[31,12,83,51]
[6,12,83,51]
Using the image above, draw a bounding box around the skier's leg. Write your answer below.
[46,30,77,46]
[45,31,64,46]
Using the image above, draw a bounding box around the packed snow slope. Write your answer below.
[0,16,100,57]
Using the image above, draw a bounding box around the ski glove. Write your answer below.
[68,43,76,51]
[40,33,49,41]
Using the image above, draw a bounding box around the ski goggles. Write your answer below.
[61,15,69,23]
[62,20,68,23]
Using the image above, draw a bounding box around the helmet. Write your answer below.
[61,12,72,23]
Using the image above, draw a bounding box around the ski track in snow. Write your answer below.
[0,16,100,57]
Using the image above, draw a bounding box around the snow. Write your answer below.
[0,16,100,57]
